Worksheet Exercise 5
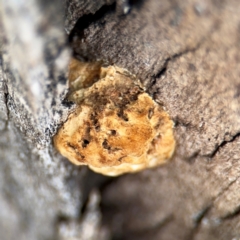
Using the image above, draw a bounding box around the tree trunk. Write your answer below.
[1,0,240,239]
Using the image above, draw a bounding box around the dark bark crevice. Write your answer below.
[201,134,240,159]
[188,205,212,240]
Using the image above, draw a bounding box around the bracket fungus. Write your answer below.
[54,58,175,176]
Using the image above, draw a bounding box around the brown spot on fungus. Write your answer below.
[54,58,175,176]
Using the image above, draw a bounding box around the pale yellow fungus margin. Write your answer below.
[54,58,175,176]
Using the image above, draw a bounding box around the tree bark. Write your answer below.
[1,0,240,239]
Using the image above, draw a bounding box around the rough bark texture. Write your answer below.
[1,0,240,240]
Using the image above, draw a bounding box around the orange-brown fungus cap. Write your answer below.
[54,58,175,176]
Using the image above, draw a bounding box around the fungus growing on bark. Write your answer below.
[54,58,175,176]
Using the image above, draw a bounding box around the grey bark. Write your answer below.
[1,0,240,240]
[0,0,108,240]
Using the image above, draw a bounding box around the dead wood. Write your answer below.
[1,0,240,239]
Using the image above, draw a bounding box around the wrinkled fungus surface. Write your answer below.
[54,58,175,176]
